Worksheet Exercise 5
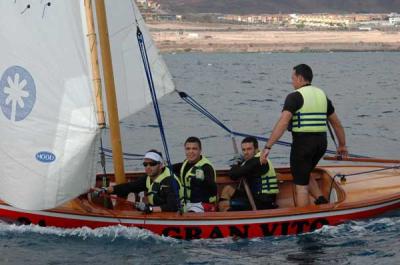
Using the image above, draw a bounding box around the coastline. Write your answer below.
[148,22,400,53]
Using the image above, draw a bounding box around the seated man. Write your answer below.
[173,136,217,212]
[100,149,183,213]
[219,136,279,211]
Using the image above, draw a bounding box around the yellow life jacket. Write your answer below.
[180,156,217,203]
[292,85,328,133]
[251,152,279,194]
[146,167,183,205]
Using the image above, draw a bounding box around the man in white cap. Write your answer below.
[101,149,183,213]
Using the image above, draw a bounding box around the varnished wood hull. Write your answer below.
[1,165,399,239]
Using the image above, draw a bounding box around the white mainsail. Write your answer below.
[102,0,175,121]
[0,2,99,210]
[0,1,174,210]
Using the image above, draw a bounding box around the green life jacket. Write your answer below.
[251,152,279,194]
[180,156,217,203]
[292,85,328,133]
[146,167,183,205]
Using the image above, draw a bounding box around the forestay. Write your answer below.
[0,2,99,210]
[100,0,175,121]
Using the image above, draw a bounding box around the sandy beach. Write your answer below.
[148,22,400,53]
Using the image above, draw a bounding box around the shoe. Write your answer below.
[314,196,329,205]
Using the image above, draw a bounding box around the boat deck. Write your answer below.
[323,165,400,206]
[49,164,400,220]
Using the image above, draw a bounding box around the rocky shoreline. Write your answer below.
[148,22,400,53]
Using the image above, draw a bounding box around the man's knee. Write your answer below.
[220,185,236,201]
[218,200,230,212]
[218,185,236,211]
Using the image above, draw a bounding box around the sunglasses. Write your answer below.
[143,161,159,167]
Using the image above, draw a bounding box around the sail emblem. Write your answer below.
[35,151,56,163]
[0,65,36,122]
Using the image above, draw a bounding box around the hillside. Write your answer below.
[156,0,400,14]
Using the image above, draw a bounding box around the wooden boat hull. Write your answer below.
[1,165,399,239]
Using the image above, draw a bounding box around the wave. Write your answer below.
[312,215,400,238]
[1,214,399,243]
[0,223,176,242]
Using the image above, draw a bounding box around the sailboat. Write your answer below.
[0,0,400,240]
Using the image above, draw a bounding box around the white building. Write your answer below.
[389,13,400,25]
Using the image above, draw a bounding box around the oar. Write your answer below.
[231,134,257,211]
[324,155,400,164]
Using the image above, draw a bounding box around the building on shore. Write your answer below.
[216,13,399,30]
[389,13,400,25]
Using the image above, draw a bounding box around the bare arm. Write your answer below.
[260,110,293,163]
[328,112,348,157]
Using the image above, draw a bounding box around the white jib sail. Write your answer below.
[101,0,175,121]
[0,1,99,210]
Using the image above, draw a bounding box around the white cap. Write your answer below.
[144,151,163,163]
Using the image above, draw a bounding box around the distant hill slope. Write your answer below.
[156,0,400,14]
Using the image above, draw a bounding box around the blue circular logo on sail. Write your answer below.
[36,151,56,163]
[0,65,36,122]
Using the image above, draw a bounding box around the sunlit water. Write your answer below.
[1,52,399,264]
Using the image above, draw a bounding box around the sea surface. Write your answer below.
[1,52,400,264]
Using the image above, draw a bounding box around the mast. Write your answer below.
[94,0,126,184]
[84,0,105,127]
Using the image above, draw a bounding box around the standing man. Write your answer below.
[261,64,348,207]
[219,136,279,211]
[100,149,183,213]
[173,136,217,212]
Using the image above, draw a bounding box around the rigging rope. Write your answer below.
[339,164,400,177]
[177,90,367,158]
[99,133,108,188]
[101,147,143,160]
[102,89,366,160]
[136,26,182,211]
[327,123,338,149]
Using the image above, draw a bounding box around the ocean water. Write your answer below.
[120,51,400,171]
[1,52,400,264]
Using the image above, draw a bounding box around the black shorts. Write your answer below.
[290,133,327,186]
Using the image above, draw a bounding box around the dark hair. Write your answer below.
[184,136,202,149]
[293,64,313,83]
[146,149,163,158]
[241,136,258,149]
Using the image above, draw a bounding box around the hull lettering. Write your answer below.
[162,227,182,239]
[229,225,249,238]
[185,227,202,240]
[260,223,279,236]
[209,226,223,238]
[161,218,331,239]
